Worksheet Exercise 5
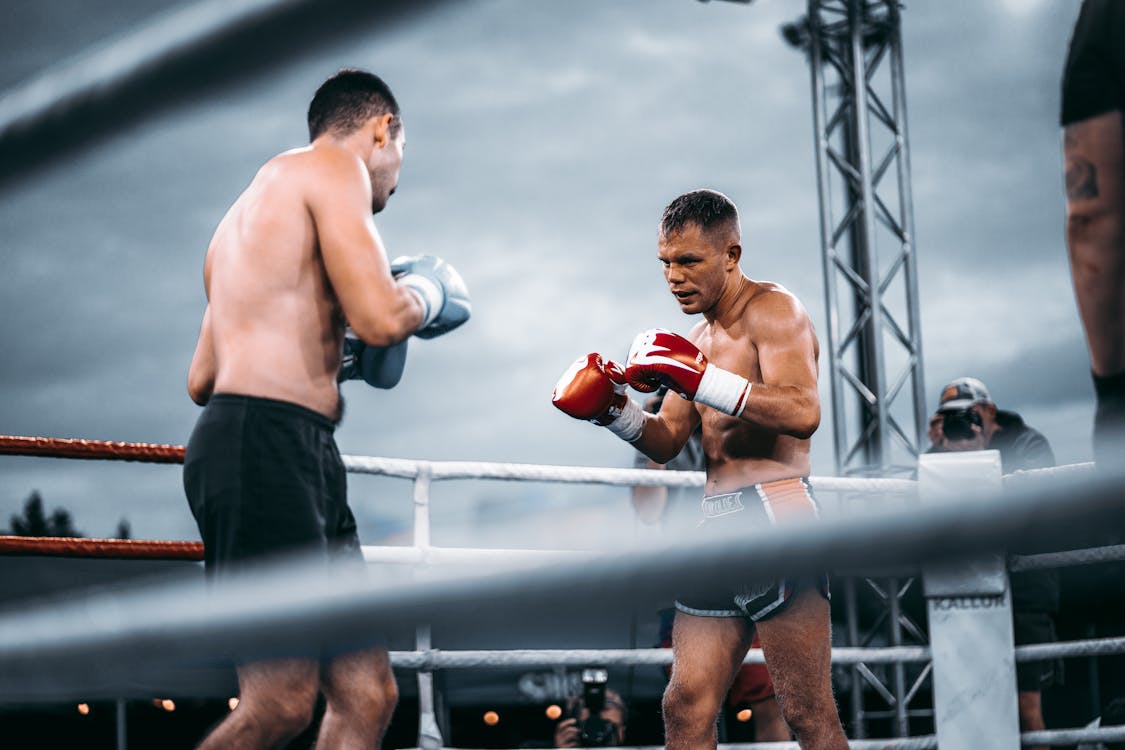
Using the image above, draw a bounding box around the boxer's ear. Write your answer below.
[371,112,396,148]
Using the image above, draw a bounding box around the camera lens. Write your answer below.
[941,407,982,442]
[579,716,617,747]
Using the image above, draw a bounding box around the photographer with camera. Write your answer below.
[926,377,1059,750]
[927,377,1054,469]
[552,669,627,748]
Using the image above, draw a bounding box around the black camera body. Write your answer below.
[941,407,983,442]
[577,715,617,747]
[572,667,618,747]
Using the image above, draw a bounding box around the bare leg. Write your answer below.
[196,658,319,750]
[1063,111,1125,466]
[1018,690,1047,750]
[663,611,755,750]
[754,590,848,750]
[316,646,398,749]
[750,695,791,742]
[1064,111,1125,377]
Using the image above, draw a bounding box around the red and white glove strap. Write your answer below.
[604,396,645,443]
[695,365,752,416]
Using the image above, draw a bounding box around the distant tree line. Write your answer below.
[4,491,130,539]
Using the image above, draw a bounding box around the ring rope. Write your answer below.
[0,535,202,560]
[5,532,1121,572]
[0,435,185,463]
[421,725,1125,750]
[383,634,1125,671]
[1002,461,1096,488]
[416,741,941,750]
[385,646,929,670]
[1021,725,1125,746]
[384,635,1125,672]
[1015,635,1125,662]
[423,742,940,750]
[1010,544,1125,570]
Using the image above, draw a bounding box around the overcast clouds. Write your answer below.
[0,1,1091,548]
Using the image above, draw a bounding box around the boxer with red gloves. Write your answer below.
[551,189,845,750]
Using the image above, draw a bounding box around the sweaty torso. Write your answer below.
[206,149,345,420]
[692,283,813,495]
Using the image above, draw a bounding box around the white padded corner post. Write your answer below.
[919,450,1019,750]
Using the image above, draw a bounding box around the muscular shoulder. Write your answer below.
[262,145,369,202]
[744,282,813,336]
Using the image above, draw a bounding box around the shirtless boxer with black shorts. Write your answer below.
[184,69,469,749]
[553,189,846,750]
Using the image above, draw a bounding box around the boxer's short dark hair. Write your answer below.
[660,189,739,238]
[308,69,400,140]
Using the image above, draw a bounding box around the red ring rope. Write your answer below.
[0,437,198,559]
[0,435,185,463]
[0,535,202,560]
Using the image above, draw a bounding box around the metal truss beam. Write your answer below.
[793,0,926,480]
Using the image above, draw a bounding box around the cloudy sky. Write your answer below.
[0,0,1091,550]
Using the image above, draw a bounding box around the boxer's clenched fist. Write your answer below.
[391,254,471,339]
[552,353,645,442]
[339,328,408,389]
[626,328,751,417]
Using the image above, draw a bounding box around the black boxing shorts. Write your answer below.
[675,477,829,622]
[1061,0,1125,126]
[183,393,361,578]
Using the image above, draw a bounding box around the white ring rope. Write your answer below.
[344,454,1094,490]
[1001,461,1096,489]
[341,456,919,494]
[386,646,932,670]
[1015,635,1125,662]
[383,633,1125,671]
[1010,543,1125,571]
[413,725,1125,750]
[359,542,1125,570]
[361,546,594,566]
[417,742,941,750]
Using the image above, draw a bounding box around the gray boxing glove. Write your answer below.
[391,254,471,340]
[339,328,409,389]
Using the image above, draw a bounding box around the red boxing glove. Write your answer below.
[552,353,645,442]
[626,328,752,416]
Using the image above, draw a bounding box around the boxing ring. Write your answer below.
[3,435,1125,749]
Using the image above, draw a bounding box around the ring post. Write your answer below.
[116,698,127,750]
[919,450,1019,748]
[411,463,444,749]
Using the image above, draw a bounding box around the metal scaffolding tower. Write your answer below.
[786,0,928,479]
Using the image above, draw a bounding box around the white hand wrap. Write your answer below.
[604,397,645,443]
[400,274,444,328]
[694,364,752,416]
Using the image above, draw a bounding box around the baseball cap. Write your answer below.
[937,377,992,412]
